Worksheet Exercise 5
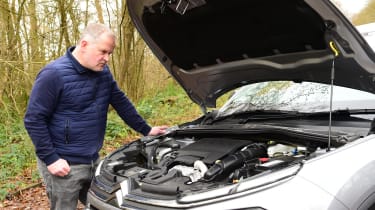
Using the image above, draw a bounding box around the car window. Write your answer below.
[218,81,375,117]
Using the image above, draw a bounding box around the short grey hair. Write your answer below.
[79,23,115,43]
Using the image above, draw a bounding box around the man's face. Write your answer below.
[81,33,116,72]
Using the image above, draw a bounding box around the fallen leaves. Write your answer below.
[1,184,86,210]
[1,184,50,210]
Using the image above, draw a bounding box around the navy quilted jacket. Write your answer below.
[24,47,151,165]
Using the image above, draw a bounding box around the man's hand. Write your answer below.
[148,125,168,136]
[47,159,70,177]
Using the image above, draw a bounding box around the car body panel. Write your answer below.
[356,22,375,51]
[297,135,375,210]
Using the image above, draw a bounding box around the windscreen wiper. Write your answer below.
[209,110,302,124]
[237,109,375,124]
[238,110,303,123]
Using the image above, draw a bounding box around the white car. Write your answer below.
[87,0,375,209]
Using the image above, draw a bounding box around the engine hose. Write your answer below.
[204,143,267,180]
[147,142,160,169]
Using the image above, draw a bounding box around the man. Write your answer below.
[24,23,167,209]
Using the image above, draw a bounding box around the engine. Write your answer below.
[105,137,310,197]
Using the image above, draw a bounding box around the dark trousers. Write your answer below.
[37,158,98,210]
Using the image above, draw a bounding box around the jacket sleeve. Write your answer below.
[109,76,151,136]
[24,67,62,165]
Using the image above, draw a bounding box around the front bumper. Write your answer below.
[87,190,123,210]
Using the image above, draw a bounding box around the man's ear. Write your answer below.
[80,40,88,47]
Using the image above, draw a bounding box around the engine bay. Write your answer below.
[101,132,337,199]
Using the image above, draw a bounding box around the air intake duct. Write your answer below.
[204,143,267,180]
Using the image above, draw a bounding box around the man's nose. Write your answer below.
[103,53,110,62]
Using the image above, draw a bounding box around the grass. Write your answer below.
[137,80,202,125]
[0,118,36,200]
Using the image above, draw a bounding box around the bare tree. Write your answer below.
[57,0,71,52]
[110,1,147,102]
[0,0,167,120]
[95,0,105,23]
[0,0,26,115]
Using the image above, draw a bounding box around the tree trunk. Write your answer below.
[113,1,146,102]
[95,0,105,24]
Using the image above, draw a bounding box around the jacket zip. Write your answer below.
[65,119,70,144]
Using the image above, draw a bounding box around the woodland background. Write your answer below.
[0,0,375,208]
[0,0,198,202]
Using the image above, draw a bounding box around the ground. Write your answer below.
[1,184,85,210]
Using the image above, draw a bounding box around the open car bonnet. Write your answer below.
[127,0,375,108]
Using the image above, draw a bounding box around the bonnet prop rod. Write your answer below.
[327,41,340,152]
